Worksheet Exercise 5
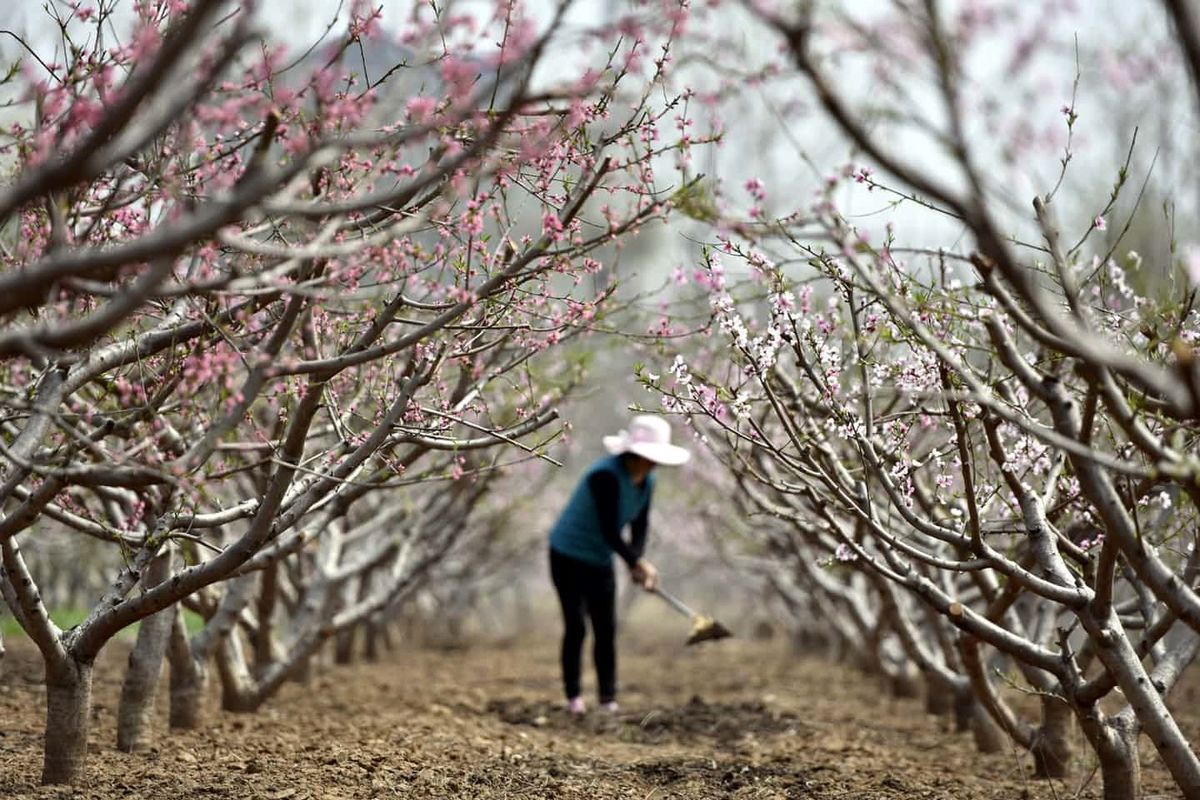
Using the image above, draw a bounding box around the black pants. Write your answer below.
[549,549,617,702]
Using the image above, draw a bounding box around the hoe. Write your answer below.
[652,585,732,645]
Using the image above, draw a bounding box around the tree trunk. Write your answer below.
[952,685,975,733]
[249,636,328,708]
[971,703,1007,753]
[335,574,371,664]
[889,664,923,699]
[1095,718,1141,800]
[925,674,954,716]
[42,657,94,785]
[167,607,207,730]
[289,651,313,684]
[1032,698,1073,778]
[253,563,281,676]
[378,616,395,652]
[216,630,260,713]
[364,616,382,661]
[958,634,1032,755]
[1081,608,1200,797]
[334,624,357,664]
[218,610,342,713]
[116,549,175,752]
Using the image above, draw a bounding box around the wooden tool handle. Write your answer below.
[652,586,696,619]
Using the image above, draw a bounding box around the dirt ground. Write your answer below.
[0,631,1194,799]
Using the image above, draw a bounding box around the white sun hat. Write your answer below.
[602,415,691,466]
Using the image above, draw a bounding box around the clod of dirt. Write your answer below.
[487,693,807,746]
[632,694,806,744]
[636,757,815,798]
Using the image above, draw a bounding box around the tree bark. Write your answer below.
[116,548,175,752]
[952,684,975,733]
[1031,697,1073,778]
[924,674,954,716]
[216,629,260,712]
[217,610,341,713]
[1079,608,1200,797]
[971,703,1007,753]
[289,651,313,684]
[167,606,207,730]
[1094,717,1141,800]
[364,615,382,661]
[889,663,923,699]
[334,624,357,664]
[253,562,281,675]
[334,574,371,664]
[377,615,395,652]
[958,635,1037,755]
[42,657,94,785]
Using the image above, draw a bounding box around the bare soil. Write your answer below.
[0,634,1194,799]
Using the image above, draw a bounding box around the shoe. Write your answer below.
[600,700,619,714]
[566,696,586,715]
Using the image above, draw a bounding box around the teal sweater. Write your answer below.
[549,455,655,567]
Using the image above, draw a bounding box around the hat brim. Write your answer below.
[603,435,691,466]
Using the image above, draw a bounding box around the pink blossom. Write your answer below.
[835,543,858,562]
[541,211,565,241]
[744,177,766,201]
[440,57,478,102]
[348,0,383,39]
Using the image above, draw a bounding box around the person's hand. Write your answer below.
[631,559,659,591]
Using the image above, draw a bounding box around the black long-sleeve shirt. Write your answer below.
[588,469,649,568]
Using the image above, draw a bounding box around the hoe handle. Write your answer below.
[652,586,696,619]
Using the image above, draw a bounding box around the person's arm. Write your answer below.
[588,471,640,567]
[628,490,657,589]
[629,498,650,560]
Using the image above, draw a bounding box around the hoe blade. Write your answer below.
[686,614,733,645]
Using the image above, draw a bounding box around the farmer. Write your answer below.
[548,414,690,715]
